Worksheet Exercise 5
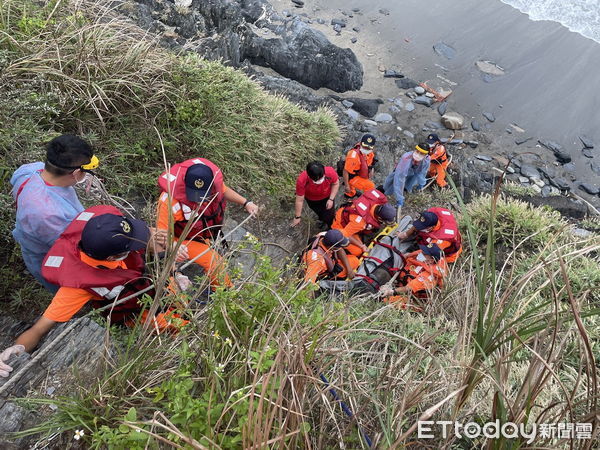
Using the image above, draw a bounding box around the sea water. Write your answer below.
[500,0,600,44]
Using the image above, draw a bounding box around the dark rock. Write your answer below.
[583,148,595,158]
[352,8,360,13]
[341,99,354,108]
[538,140,572,164]
[525,196,588,219]
[405,102,415,112]
[345,109,360,121]
[374,113,393,123]
[466,140,479,148]
[549,177,571,191]
[333,24,342,33]
[520,164,540,178]
[291,0,304,6]
[405,91,418,100]
[396,78,419,89]
[379,8,390,15]
[352,26,360,32]
[437,101,448,116]
[346,97,380,118]
[248,69,337,111]
[444,139,464,145]
[505,127,513,134]
[383,69,404,78]
[316,18,325,24]
[244,18,363,92]
[579,135,594,149]
[476,154,493,162]
[471,121,481,132]
[483,112,495,122]
[433,42,457,60]
[591,162,600,175]
[424,121,443,129]
[414,86,426,95]
[414,96,434,107]
[537,165,556,179]
[578,183,600,195]
[350,37,357,43]
[541,185,553,197]
[331,18,347,27]
[515,137,532,145]
[563,162,576,172]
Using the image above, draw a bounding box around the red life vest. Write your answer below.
[305,235,336,275]
[158,158,227,241]
[347,143,371,179]
[340,189,387,232]
[429,144,448,164]
[416,208,462,257]
[41,205,153,324]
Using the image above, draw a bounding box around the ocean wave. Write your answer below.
[500,0,600,44]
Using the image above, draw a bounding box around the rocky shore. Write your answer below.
[121,0,599,219]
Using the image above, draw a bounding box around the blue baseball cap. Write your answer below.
[81,213,150,260]
[426,133,440,145]
[184,164,214,202]
[323,229,349,248]
[419,243,442,261]
[413,211,438,230]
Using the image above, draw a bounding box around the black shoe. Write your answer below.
[376,185,385,193]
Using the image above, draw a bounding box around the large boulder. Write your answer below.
[345,97,381,118]
[441,112,465,130]
[126,0,363,92]
[243,18,363,92]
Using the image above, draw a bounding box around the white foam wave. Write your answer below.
[500,0,600,44]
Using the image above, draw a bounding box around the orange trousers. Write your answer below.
[347,176,375,197]
[427,160,449,187]
[181,239,231,288]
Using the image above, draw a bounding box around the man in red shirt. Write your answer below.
[291,161,340,228]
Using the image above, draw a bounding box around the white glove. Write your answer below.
[175,272,193,291]
[379,286,395,297]
[0,344,25,377]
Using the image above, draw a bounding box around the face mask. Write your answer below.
[412,152,426,162]
[360,148,373,155]
[416,252,427,262]
[312,177,325,185]
[111,252,130,261]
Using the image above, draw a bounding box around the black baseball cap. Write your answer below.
[81,213,150,260]
[360,134,376,148]
[426,133,440,145]
[376,203,396,222]
[413,211,438,230]
[184,164,214,202]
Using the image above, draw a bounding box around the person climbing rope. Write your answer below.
[397,207,462,263]
[0,206,186,369]
[11,135,99,293]
[332,189,396,256]
[382,142,431,207]
[381,243,448,305]
[425,134,450,188]
[342,134,378,199]
[302,229,360,283]
[291,161,340,228]
[157,158,258,289]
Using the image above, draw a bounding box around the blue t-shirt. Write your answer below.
[11,162,84,256]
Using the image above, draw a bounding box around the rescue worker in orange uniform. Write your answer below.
[382,243,447,305]
[157,158,259,288]
[397,208,462,263]
[302,229,360,283]
[343,134,377,199]
[425,134,450,188]
[332,189,396,257]
[0,206,187,365]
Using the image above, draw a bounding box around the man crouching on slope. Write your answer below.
[0,205,187,377]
